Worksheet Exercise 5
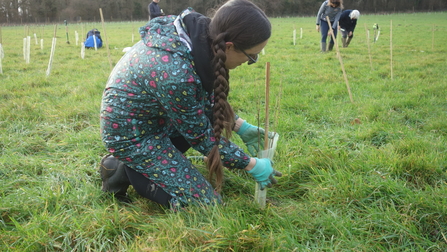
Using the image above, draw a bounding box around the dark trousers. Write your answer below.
[320,19,338,44]
[124,136,191,208]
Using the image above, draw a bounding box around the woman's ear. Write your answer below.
[225,42,234,51]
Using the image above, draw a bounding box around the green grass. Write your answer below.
[1,13,447,251]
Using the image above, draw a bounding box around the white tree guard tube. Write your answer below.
[255,132,279,208]
[26,36,31,64]
[23,38,26,60]
[93,35,97,50]
[81,42,85,59]
[46,37,57,76]
[75,31,79,46]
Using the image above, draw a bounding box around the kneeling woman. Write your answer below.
[99,0,281,209]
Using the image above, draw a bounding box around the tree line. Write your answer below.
[1,0,445,24]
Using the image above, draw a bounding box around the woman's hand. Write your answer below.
[246,158,282,190]
[235,120,272,156]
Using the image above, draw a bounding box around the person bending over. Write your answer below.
[339,9,360,47]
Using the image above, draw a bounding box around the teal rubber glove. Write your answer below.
[247,158,282,190]
[236,121,271,156]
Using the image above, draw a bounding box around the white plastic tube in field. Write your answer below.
[81,42,85,59]
[93,35,97,51]
[26,36,31,64]
[75,31,79,46]
[46,37,57,76]
[255,132,279,208]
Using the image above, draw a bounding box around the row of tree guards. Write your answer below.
[0,8,114,76]
[0,18,440,80]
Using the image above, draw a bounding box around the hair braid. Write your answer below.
[206,0,272,191]
[207,32,235,191]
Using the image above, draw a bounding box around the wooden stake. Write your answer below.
[99,8,113,71]
[326,17,354,103]
[293,28,296,46]
[390,20,393,80]
[364,24,373,71]
[432,24,434,51]
[255,62,271,208]
[132,21,135,43]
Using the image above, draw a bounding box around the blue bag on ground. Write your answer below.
[84,28,103,48]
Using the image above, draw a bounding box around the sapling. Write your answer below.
[293,25,296,45]
[390,20,393,80]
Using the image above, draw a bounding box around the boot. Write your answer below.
[99,154,131,199]
[320,42,327,52]
[346,37,352,47]
[328,43,334,51]
[341,37,347,47]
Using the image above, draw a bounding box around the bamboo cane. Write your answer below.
[390,20,393,80]
[99,8,113,71]
[326,17,354,103]
[254,62,270,208]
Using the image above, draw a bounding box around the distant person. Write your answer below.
[339,9,360,47]
[99,0,282,209]
[84,28,102,49]
[316,0,343,52]
[148,0,164,20]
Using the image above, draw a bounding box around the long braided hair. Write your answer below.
[207,0,271,190]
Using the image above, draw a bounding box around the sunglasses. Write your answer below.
[239,48,258,65]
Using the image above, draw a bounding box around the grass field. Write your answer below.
[1,12,447,251]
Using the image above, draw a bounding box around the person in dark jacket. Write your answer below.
[316,0,343,52]
[99,0,281,210]
[339,9,360,47]
[148,0,164,20]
